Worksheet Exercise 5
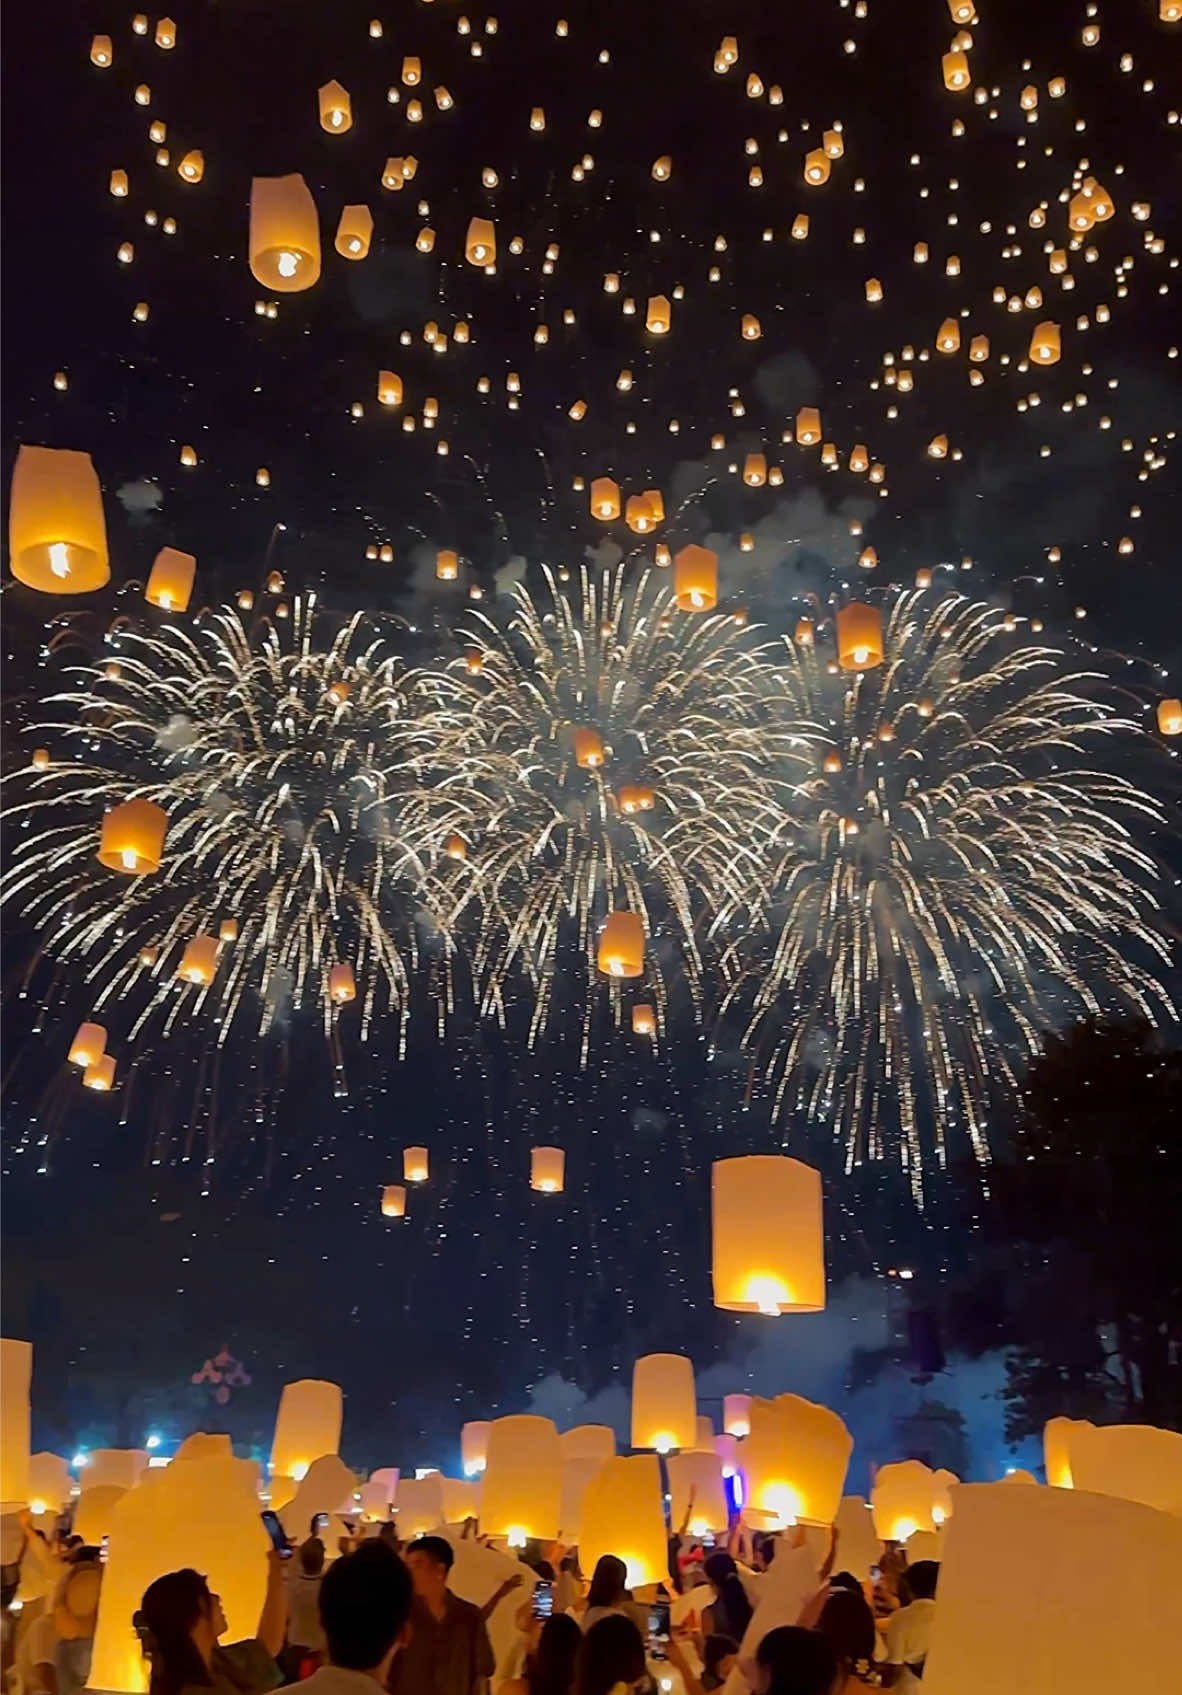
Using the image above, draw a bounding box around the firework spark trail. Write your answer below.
[436,561,806,1057]
[718,589,1174,1202]
[3,597,488,1060]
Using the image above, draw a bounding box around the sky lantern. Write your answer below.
[177,935,218,986]
[872,1459,957,1541]
[667,1450,728,1535]
[271,1380,342,1483]
[530,1147,565,1193]
[580,1455,668,1588]
[9,446,110,594]
[937,317,961,352]
[836,602,884,670]
[90,34,113,65]
[382,157,406,190]
[1063,1423,1182,1515]
[155,16,176,47]
[791,213,809,239]
[723,1394,751,1437]
[822,127,844,158]
[651,154,672,181]
[804,148,830,184]
[969,334,990,361]
[98,800,167,874]
[865,277,883,302]
[218,920,238,943]
[335,205,373,258]
[646,294,671,334]
[597,912,644,979]
[795,406,821,444]
[110,169,128,196]
[743,453,768,486]
[69,1022,107,1069]
[573,727,605,769]
[403,1147,429,1183]
[465,216,496,264]
[673,544,718,610]
[741,314,761,340]
[378,370,403,406]
[625,494,656,533]
[145,547,196,612]
[928,435,949,459]
[631,1004,656,1036]
[849,444,869,473]
[711,1156,825,1314]
[436,549,459,580]
[631,1353,696,1453]
[30,748,50,771]
[84,1055,116,1091]
[590,477,621,520]
[1157,699,1182,736]
[743,1395,853,1528]
[942,50,970,90]
[946,0,974,19]
[481,1415,562,1544]
[1029,322,1061,364]
[461,1422,491,1477]
[249,174,320,292]
[328,963,356,1004]
[177,150,204,183]
[445,833,467,861]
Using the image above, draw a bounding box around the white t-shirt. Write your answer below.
[885,1597,937,1692]
[17,1613,59,1695]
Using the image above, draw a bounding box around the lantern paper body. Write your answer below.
[69,1021,107,1069]
[631,1353,696,1453]
[795,407,821,445]
[0,1339,32,1510]
[396,1473,445,1537]
[742,1395,852,1528]
[1028,322,1061,364]
[836,603,884,670]
[743,453,767,487]
[381,1185,405,1218]
[84,1054,116,1091]
[673,544,718,611]
[1043,1416,1086,1488]
[74,1484,129,1544]
[667,1450,728,1533]
[249,174,321,292]
[369,1468,400,1504]
[329,963,356,1004]
[87,1450,150,1492]
[530,1147,565,1193]
[711,1156,825,1314]
[466,218,496,265]
[335,206,374,259]
[357,1481,392,1521]
[436,549,459,580]
[646,295,671,334]
[579,1455,668,1588]
[145,547,196,612]
[9,446,110,594]
[833,1496,882,1580]
[713,1433,738,1477]
[573,727,605,769]
[590,477,621,521]
[920,1483,1182,1695]
[1156,699,1182,736]
[278,1455,356,1542]
[378,370,403,406]
[404,1146,429,1183]
[597,912,644,979]
[695,1416,715,1448]
[724,1394,752,1437]
[178,934,218,985]
[318,80,352,133]
[29,1452,71,1516]
[441,1477,480,1524]
[90,1455,270,1694]
[1066,1423,1182,1516]
[271,1379,342,1480]
[872,1459,956,1541]
[462,1421,491,1476]
[559,1455,607,1542]
[479,1415,562,1542]
[98,799,166,874]
[559,1424,616,1463]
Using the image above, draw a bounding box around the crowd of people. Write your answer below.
[1,1502,939,1695]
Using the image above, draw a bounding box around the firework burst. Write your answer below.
[721,589,1175,1200]
[3,597,484,1077]
[439,561,796,1056]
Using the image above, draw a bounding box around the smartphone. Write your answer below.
[530,1581,553,1621]
[314,1512,330,1533]
[647,1599,671,1658]
[260,1509,292,1559]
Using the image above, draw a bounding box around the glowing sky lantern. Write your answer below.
[1028,321,1061,364]
[177,150,204,183]
[461,1421,491,1476]
[936,316,961,352]
[573,728,604,769]
[723,1393,751,1437]
[145,547,196,612]
[804,148,830,184]
[836,602,884,670]
[743,452,767,486]
[872,1458,958,1542]
[942,49,971,90]
[8,445,110,594]
[98,799,167,875]
[404,1146,429,1182]
[589,477,621,520]
[579,1455,669,1587]
[436,549,459,580]
[271,1380,342,1482]
[631,1003,656,1036]
[667,1449,728,1534]
[328,963,356,1004]
[596,911,644,978]
[68,1021,107,1069]
[249,174,321,292]
[673,544,718,611]
[741,313,761,339]
[378,370,403,406]
[530,1147,565,1193]
[335,205,373,258]
[795,406,821,445]
[742,1395,853,1528]
[1062,1422,1182,1516]
[177,935,218,986]
[481,1414,562,1543]
[711,1155,825,1313]
[1157,699,1182,736]
[84,1055,117,1091]
[0,1338,31,1511]
[631,1352,696,1453]
[645,294,671,333]
[90,34,113,65]
[465,217,496,265]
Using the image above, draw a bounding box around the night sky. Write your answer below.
[3,0,1180,1473]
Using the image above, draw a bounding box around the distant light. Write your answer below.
[414,1467,438,1480]
[146,1433,161,1450]
[72,1452,89,1469]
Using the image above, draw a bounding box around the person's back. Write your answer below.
[388,1536,494,1695]
[751,1625,838,1695]
[883,1561,938,1693]
[299,1542,411,1695]
[579,1556,644,1637]
[286,1538,328,1676]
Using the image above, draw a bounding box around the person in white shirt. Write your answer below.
[882,1560,938,1691]
[299,1543,412,1695]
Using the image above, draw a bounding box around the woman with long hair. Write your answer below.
[501,1612,583,1695]
[579,1558,645,1636]
[815,1589,877,1690]
[574,1614,647,1695]
[135,1553,286,1695]
[700,1553,753,1645]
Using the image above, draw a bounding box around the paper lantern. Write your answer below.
[668,1450,728,1534]
[530,1147,565,1193]
[631,1353,695,1453]
[803,148,830,185]
[651,155,672,181]
[623,494,654,533]
[271,1380,342,1479]
[318,80,352,132]
[590,477,621,520]
[440,1478,479,1524]
[436,549,459,580]
[597,911,644,979]
[378,370,403,406]
[90,1451,269,1695]
[1156,699,1182,736]
[673,544,718,611]
[249,175,320,291]
[0,1339,31,1510]
[328,963,356,1004]
[29,1452,71,1516]
[91,34,113,64]
[743,452,768,487]
[394,1473,444,1537]
[942,49,970,89]
[177,934,218,985]
[1065,1423,1182,1516]
[401,54,421,84]
[177,149,203,183]
[741,313,761,340]
[645,294,671,334]
[400,1145,429,1184]
[559,1456,606,1543]
[74,1483,128,1541]
[580,1455,668,1588]
[921,1483,1182,1695]
[69,1021,107,1069]
[617,785,655,815]
[722,1394,751,1437]
[631,1003,656,1037]
[145,546,195,612]
[928,435,949,459]
[86,1451,149,1493]
[381,1184,406,1218]
[445,833,467,860]
[864,277,883,303]
[1028,321,1061,364]
[836,602,884,670]
[98,799,167,874]
[110,168,128,196]
[791,214,810,240]
[154,16,175,46]
[936,316,961,353]
[560,1425,615,1462]
[466,217,496,265]
[480,1415,562,1543]
[645,489,665,522]
[871,1459,957,1541]
[711,1155,825,1314]
[416,226,436,253]
[795,406,821,444]
[9,445,110,594]
[336,205,374,259]
[84,1055,116,1091]
[461,1421,491,1477]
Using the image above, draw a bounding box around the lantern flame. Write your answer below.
[276,251,299,278]
[49,543,71,579]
